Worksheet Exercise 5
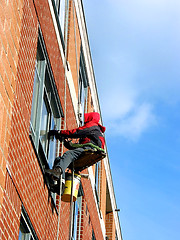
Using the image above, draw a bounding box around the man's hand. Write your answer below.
[48,130,62,140]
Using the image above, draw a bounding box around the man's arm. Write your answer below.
[49,123,94,140]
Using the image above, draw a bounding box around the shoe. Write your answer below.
[50,179,66,195]
[45,167,62,181]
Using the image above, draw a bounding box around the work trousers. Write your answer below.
[53,147,90,180]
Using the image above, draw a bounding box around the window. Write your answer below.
[54,0,60,14]
[92,229,96,240]
[30,32,62,169]
[72,186,84,240]
[78,46,89,124]
[115,230,118,240]
[54,0,69,39]
[95,161,100,205]
[18,207,38,240]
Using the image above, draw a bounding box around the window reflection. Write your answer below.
[78,46,88,124]
[95,162,100,204]
[18,214,35,240]
[48,116,57,168]
[40,97,50,154]
[31,69,40,133]
[59,0,66,37]
[30,35,62,177]
[73,196,82,240]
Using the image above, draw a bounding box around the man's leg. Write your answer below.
[45,148,85,181]
[45,148,85,194]
[53,147,85,179]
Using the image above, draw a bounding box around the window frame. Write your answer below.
[94,161,100,205]
[30,51,46,149]
[30,30,63,207]
[51,0,70,51]
[39,88,52,156]
[18,206,38,240]
[78,45,89,124]
[72,185,84,240]
[30,30,63,170]
[92,229,96,240]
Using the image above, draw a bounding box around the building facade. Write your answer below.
[0,0,122,239]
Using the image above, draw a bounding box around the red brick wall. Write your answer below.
[0,0,109,239]
[0,174,21,240]
[0,0,66,239]
[34,0,66,111]
[105,212,116,240]
[87,89,95,113]
[100,160,107,222]
[81,197,93,240]
[0,0,24,215]
[82,177,104,240]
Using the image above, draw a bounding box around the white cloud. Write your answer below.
[100,53,157,141]
[101,84,137,120]
[86,0,180,140]
[105,103,156,141]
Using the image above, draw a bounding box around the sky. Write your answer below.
[83,0,180,239]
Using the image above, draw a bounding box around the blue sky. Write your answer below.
[83,0,180,239]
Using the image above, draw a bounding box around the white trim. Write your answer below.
[66,62,79,123]
[48,0,65,63]
[21,213,35,240]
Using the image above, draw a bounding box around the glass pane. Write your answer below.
[18,232,31,240]
[24,234,31,240]
[95,162,100,202]
[40,98,50,154]
[31,69,40,132]
[18,231,24,240]
[54,0,60,14]
[36,54,46,79]
[59,0,66,37]
[18,218,30,240]
[73,197,82,240]
[78,47,88,121]
[30,57,46,145]
[78,79,85,124]
[79,67,88,124]
[48,116,57,168]
[73,202,78,240]
[92,230,96,240]
[81,86,86,113]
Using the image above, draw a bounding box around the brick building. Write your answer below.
[0,0,122,239]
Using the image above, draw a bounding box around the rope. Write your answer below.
[69,164,75,240]
[68,1,79,239]
[56,0,69,239]
[57,1,80,239]
[56,174,62,240]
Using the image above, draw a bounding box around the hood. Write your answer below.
[84,112,106,133]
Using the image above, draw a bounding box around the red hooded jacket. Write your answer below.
[60,112,106,149]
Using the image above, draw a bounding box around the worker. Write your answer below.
[45,112,106,194]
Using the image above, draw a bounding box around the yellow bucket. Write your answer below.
[61,173,81,202]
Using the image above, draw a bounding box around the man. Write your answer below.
[45,112,106,194]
